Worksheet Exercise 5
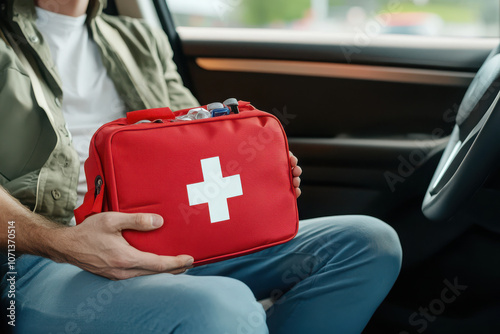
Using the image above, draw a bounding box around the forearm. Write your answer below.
[0,186,193,279]
[0,186,67,259]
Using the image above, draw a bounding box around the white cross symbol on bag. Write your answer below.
[186,156,243,223]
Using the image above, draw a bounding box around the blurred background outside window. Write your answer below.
[165,0,499,37]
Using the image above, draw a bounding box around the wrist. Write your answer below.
[19,215,71,262]
[1,186,74,263]
[38,223,74,263]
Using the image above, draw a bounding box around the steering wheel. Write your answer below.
[422,44,500,221]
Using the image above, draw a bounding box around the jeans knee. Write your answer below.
[167,276,267,334]
[299,215,402,282]
[352,215,403,279]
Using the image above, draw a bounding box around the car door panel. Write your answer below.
[178,27,496,221]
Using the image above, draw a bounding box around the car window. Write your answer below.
[165,0,499,38]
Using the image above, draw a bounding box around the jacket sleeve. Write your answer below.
[0,43,56,184]
[153,27,199,110]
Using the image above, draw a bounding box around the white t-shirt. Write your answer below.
[35,7,126,208]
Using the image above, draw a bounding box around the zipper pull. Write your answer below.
[94,175,103,199]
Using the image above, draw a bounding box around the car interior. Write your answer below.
[107,0,500,332]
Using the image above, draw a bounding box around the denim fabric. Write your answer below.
[1,215,402,334]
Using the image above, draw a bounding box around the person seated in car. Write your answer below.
[0,0,402,333]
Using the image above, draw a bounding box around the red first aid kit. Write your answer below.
[74,101,299,266]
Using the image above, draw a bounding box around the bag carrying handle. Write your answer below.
[126,101,256,124]
[126,107,175,124]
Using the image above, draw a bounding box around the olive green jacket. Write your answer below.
[0,0,198,223]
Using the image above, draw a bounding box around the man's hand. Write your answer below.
[290,151,302,198]
[50,212,194,280]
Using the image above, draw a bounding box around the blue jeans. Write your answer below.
[1,216,402,333]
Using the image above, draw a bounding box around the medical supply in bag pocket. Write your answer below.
[74,101,299,266]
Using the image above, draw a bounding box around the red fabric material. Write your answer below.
[75,101,299,266]
[126,107,175,124]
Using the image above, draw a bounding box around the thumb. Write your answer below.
[109,213,164,232]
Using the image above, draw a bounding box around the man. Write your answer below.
[0,0,402,333]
